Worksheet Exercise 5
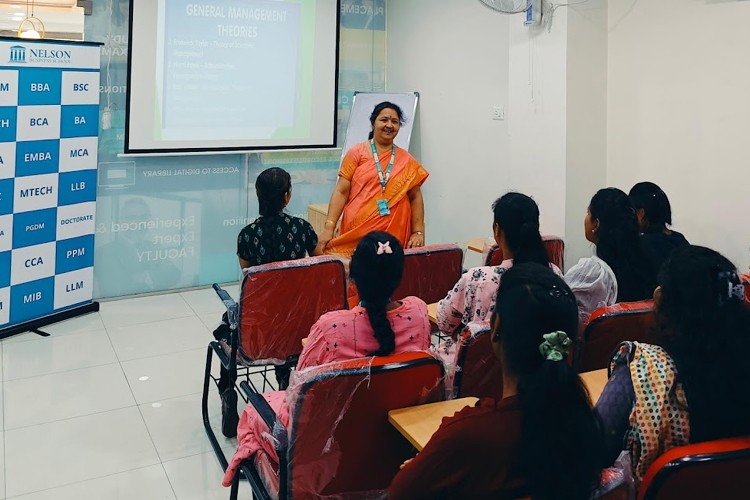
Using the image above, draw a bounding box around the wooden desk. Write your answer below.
[467,238,485,254]
[388,397,479,451]
[389,368,609,451]
[580,368,608,404]
[308,203,330,236]
[427,302,438,323]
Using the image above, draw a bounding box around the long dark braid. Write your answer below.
[349,231,405,356]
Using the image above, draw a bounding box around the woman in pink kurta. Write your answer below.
[223,231,432,487]
[436,193,561,338]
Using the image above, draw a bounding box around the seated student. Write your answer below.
[214,167,319,394]
[222,231,431,487]
[629,181,689,272]
[390,263,603,499]
[596,245,750,482]
[437,192,561,337]
[565,188,657,326]
[237,167,318,268]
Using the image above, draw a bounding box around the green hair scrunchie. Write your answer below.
[538,331,572,362]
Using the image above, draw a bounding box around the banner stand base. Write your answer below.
[0,302,101,341]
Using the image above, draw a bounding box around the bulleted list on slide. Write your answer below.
[160,0,302,134]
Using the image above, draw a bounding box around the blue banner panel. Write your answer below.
[0,250,9,288]
[15,139,59,176]
[9,276,54,324]
[0,106,17,143]
[13,207,56,248]
[58,169,97,206]
[18,68,62,106]
[56,234,94,274]
[60,105,99,138]
[0,178,12,215]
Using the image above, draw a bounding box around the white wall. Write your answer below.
[608,0,750,268]
[388,0,750,273]
[385,0,511,249]
[506,10,568,241]
[386,1,608,270]
[566,0,608,266]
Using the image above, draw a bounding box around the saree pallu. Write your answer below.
[326,142,429,258]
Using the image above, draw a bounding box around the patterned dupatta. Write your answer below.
[610,341,690,482]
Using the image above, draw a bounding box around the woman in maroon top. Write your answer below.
[389,263,604,500]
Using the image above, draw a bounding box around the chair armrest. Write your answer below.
[212,283,239,330]
[239,381,289,454]
[242,383,279,430]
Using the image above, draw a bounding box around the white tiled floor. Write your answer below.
[0,285,257,499]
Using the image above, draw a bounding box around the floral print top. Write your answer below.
[437,259,562,336]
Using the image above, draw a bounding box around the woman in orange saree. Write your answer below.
[315,102,429,258]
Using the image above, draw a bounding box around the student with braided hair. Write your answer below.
[222,231,431,487]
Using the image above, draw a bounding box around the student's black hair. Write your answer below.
[255,167,291,217]
[629,181,673,234]
[495,263,603,500]
[350,231,405,356]
[368,101,405,140]
[492,193,549,266]
[652,245,750,443]
[589,188,657,301]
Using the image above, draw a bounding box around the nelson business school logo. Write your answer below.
[9,45,71,65]
[9,45,26,63]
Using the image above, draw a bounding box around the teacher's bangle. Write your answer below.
[324,219,336,227]
[413,231,423,235]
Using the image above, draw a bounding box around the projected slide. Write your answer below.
[127,0,338,153]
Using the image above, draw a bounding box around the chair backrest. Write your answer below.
[239,256,347,363]
[485,235,565,270]
[285,351,445,498]
[392,244,463,304]
[638,436,750,500]
[453,324,503,399]
[577,300,655,372]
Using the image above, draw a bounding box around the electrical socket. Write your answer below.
[492,105,505,121]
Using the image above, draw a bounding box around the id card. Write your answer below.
[377,198,391,216]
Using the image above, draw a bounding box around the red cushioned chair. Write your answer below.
[231,351,446,500]
[392,244,464,304]
[637,436,750,500]
[452,324,503,399]
[576,301,655,372]
[485,235,565,270]
[202,256,347,470]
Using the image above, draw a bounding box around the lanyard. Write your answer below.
[370,139,395,193]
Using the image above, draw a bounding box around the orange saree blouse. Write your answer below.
[326,141,429,258]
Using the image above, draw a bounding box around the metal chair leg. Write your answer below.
[202,343,229,470]
[229,469,241,500]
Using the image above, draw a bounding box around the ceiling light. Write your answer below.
[16,0,45,40]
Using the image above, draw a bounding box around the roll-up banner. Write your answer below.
[0,38,101,340]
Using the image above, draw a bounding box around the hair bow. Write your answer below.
[538,331,571,362]
[376,241,393,255]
